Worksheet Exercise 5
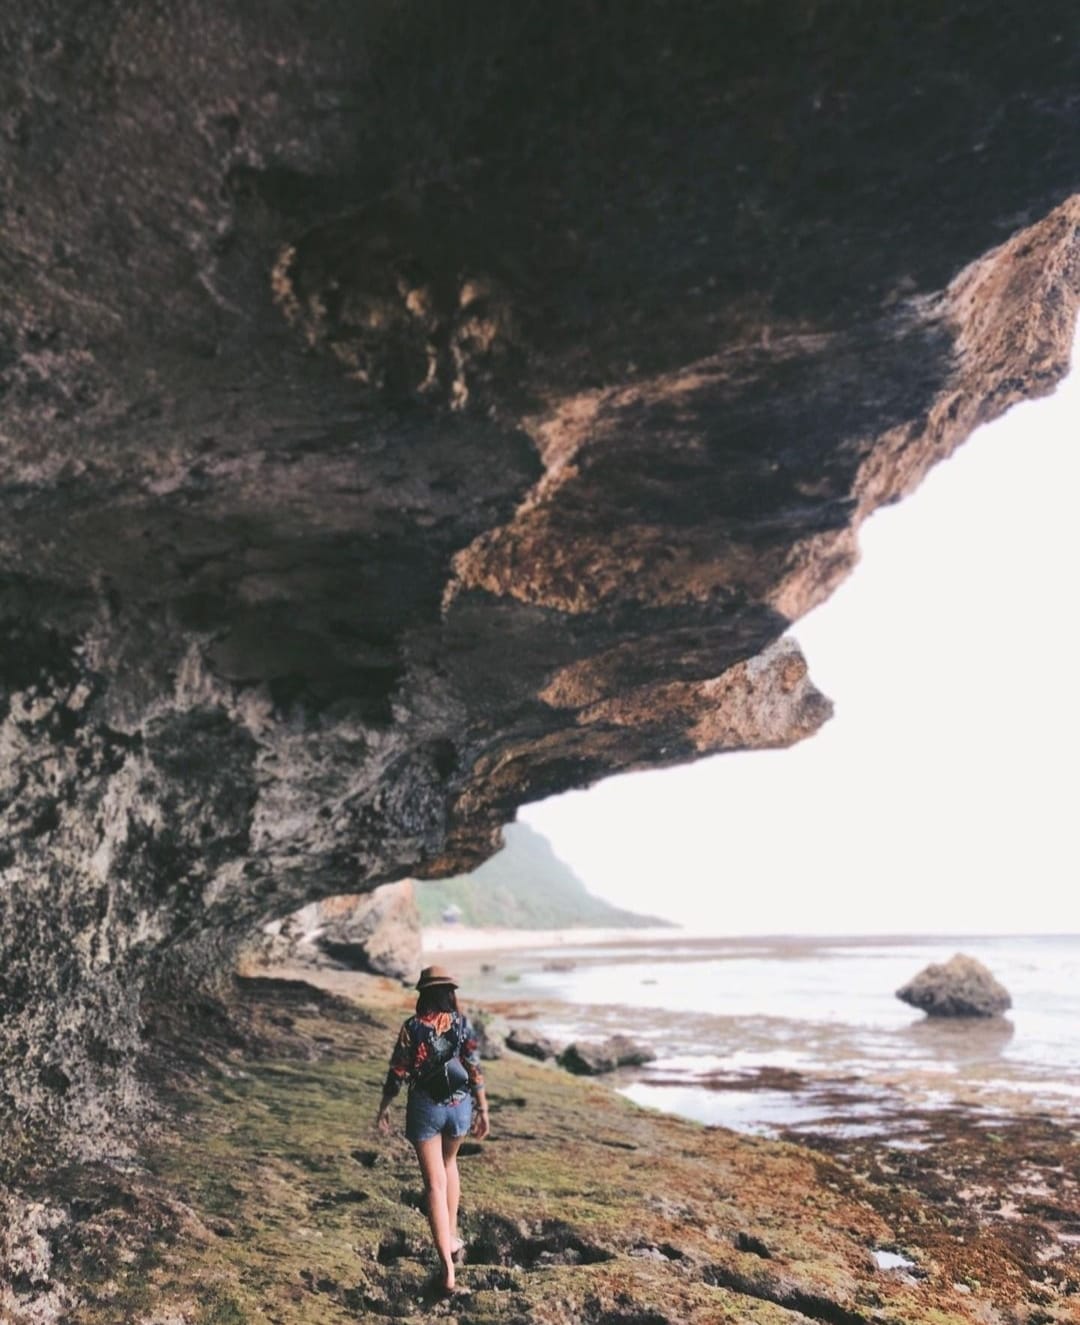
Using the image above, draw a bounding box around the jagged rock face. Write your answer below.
[0,1189,78,1323]
[1,2,1078,1151]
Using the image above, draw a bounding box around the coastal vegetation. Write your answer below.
[415,824,670,931]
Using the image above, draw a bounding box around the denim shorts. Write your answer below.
[405,1088,473,1143]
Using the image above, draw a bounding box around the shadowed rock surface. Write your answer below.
[897,953,1013,1018]
[1,0,1079,1159]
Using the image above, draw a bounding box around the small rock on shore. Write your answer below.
[558,1035,657,1075]
[506,1028,560,1061]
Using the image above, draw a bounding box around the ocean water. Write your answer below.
[460,933,1080,1136]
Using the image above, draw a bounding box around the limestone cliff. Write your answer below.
[1,1,1079,1154]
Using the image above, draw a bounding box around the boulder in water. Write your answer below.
[896,953,1011,1018]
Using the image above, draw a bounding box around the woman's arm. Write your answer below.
[376,1020,413,1132]
[375,1084,397,1134]
[471,1084,490,1139]
[460,1015,490,1138]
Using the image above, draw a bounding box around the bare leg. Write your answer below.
[413,1136,455,1291]
[442,1132,465,1254]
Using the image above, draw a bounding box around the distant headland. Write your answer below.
[415,823,673,931]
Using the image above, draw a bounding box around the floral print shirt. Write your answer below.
[383,1009,485,1099]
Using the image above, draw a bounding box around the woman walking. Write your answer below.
[375,965,490,1297]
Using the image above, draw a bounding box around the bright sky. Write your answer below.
[522,339,1080,936]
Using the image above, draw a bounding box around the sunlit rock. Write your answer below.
[313,882,423,983]
[248,882,422,982]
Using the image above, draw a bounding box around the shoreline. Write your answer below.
[420,929,1080,1140]
[420,922,683,954]
[422,924,1080,955]
[33,962,1075,1322]
[451,954,1080,1296]
[282,968,1080,1317]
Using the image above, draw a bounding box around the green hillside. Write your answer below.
[415,823,672,929]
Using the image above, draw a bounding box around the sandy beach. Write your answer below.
[421,923,682,955]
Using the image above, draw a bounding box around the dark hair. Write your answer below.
[416,985,459,1016]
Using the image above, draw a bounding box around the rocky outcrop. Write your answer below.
[314,882,423,983]
[248,881,423,982]
[506,1029,560,1063]
[1,1,1079,1154]
[559,1036,658,1076]
[897,954,1013,1018]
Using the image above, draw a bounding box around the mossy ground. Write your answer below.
[13,972,1077,1324]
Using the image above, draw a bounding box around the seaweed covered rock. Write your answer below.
[897,954,1012,1018]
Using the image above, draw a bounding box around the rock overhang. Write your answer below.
[1,0,1079,1148]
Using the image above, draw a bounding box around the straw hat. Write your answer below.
[415,964,458,990]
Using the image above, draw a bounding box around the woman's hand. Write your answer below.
[375,1106,392,1135]
[472,1104,490,1140]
